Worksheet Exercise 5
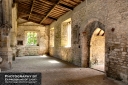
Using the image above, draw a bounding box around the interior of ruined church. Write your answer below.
[0,0,128,85]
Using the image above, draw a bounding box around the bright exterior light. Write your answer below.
[48,60,60,63]
[26,31,37,45]
[61,18,71,47]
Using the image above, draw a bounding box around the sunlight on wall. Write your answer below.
[50,27,54,47]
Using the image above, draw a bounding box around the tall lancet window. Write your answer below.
[61,18,71,47]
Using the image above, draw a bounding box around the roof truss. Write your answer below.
[16,0,85,25]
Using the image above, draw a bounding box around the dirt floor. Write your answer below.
[2,55,127,85]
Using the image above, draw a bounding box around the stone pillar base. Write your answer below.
[0,47,12,71]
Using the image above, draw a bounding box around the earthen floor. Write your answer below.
[2,55,127,85]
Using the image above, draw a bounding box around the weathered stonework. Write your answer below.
[0,45,12,70]
[0,0,127,83]
[0,1,2,24]
[49,0,128,84]
[0,0,12,71]
[10,3,17,60]
[17,20,49,56]
[49,11,73,63]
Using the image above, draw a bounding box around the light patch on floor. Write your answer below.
[40,55,48,58]
[48,60,60,63]
[2,56,126,85]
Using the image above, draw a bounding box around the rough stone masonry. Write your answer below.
[49,0,128,84]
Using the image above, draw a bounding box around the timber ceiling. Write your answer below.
[15,0,84,25]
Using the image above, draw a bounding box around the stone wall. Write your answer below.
[49,0,128,83]
[49,11,73,62]
[11,3,17,47]
[0,1,2,48]
[17,20,48,56]
[10,3,17,59]
[75,0,128,83]
[0,1,2,24]
[0,0,13,70]
[105,0,128,83]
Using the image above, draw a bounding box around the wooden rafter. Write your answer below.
[38,0,54,5]
[48,16,57,21]
[28,0,35,20]
[31,11,46,17]
[102,32,105,36]
[18,14,30,18]
[60,0,75,7]
[17,0,84,25]
[40,0,61,24]
[56,5,71,11]
[18,21,29,25]
[58,3,73,10]
[97,30,102,36]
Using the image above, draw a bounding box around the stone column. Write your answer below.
[10,3,17,61]
[0,0,12,71]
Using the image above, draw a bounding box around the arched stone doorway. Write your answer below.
[81,21,105,71]
[90,28,105,71]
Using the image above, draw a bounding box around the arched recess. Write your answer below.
[81,21,105,68]
[90,28,105,71]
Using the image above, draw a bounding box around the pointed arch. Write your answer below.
[81,21,105,68]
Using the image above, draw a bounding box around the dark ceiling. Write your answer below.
[15,0,84,25]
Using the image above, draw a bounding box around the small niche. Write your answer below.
[17,40,23,45]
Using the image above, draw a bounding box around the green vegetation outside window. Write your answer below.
[27,32,37,45]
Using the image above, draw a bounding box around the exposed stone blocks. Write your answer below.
[17,22,49,56]
[0,48,12,70]
[49,12,73,63]
[0,0,13,71]
[49,0,128,84]
[24,46,39,56]
[107,34,128,83]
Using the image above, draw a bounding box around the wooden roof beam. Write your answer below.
[40,0,61,24]
[18,14,30,18]
[102,32,105,36]
[31,11,46,16]
[18,21,29,25]
[48,16,57,21]
[38,0,54,5]
[28,0,35,20]
[58,3,73,10]
[97,30,101,36]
